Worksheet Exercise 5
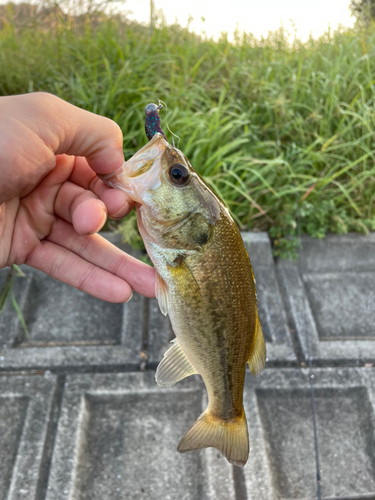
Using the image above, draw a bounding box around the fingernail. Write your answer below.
[92,209,107,233]
[125,291,133,303]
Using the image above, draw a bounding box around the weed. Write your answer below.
[0,3,374,260]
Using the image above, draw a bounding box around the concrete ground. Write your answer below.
[0,232,374,500]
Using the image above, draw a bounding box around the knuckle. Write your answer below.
[30,92,59,110]
[77,265,96,292]
[50,247,68,279]
[89,175,101,194]
[112,253,130,277]
[76,234,92,256]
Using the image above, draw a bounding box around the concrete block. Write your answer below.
[147,232,297,369]
[0,291,144,373]
[243,367,375,499]
[45,368,375,499]
[297,232,375,274]
[0,372,57,499]
[0,234,146,372]
[46,372,235,500]
[277,233,375,364]
[17,270,123,346]
[0,231,297,371]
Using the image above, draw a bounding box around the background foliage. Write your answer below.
[350,0,375,25]
[1,1,375,257]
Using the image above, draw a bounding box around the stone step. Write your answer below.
[0,234,145,372]
[0,232,297,372]
[45,372,234,500]
[1,232,375,498]
[0,372,57,500]
[243,366,375,499]
[1,368,373,499]
[277,233,375,365]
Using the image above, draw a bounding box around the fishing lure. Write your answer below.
[145,103,167,141]
[145,101,180,147]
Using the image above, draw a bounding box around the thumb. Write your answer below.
[32,93,125,175]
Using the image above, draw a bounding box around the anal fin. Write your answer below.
[248,312,266,376]
[156,339,197,387]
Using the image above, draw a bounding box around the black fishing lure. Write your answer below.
[145,103,167,141]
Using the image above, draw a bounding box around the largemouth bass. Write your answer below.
[100,133,266,467]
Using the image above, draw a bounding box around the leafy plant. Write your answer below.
[1,2,375,259]
[0,266,30,340]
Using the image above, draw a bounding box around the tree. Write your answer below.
[350,0,375,24]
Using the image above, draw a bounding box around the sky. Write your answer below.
[123,0,355,41]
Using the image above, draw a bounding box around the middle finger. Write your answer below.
[67,156,134,218]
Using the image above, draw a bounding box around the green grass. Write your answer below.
[1,4,375,257]
[0,265,30,338]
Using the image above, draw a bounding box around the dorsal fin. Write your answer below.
[155,339,197,387]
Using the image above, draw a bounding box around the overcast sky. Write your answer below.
[123,0,354,40]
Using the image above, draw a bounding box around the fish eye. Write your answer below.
[168,163,190,186]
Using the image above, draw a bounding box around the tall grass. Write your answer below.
[1,4,375,256]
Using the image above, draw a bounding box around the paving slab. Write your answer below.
[43,367,375,500]
[1,230,374,500]
[0,234,146,372]
[277,233,375,365]
[0,372,57,500]
[243,367,375,500]
[18,270,123,346]
[147,232,297,368]
[1,231,297,372]
[45,372,235,500]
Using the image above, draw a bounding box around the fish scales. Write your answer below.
[169,212,257,419]
[100,132,266,466]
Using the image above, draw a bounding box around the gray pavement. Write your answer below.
[0,231,374,500]
[277,233,375,366]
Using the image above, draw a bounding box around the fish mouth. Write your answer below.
[98,133,168,202]
[125,133,167,177]
[127,159,154,178]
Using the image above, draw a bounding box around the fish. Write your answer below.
[99,133,266,467]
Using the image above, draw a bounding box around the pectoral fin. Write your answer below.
[155,272,169,316]
[155,339,197,387]
[248,313,266,376]
[168,257,202,300]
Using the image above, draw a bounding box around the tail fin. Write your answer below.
[177,408,249,467]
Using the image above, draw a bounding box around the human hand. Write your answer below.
[0,92,155,302]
